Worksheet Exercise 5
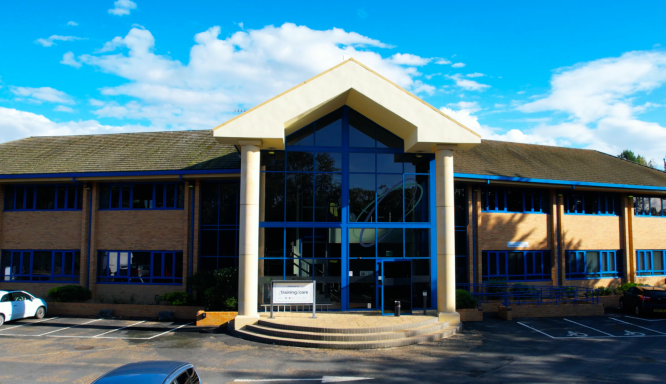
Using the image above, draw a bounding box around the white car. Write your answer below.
[0,290,47,326]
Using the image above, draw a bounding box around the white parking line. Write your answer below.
[609,318,666,335]
[516,322,556,339]
[0,317,59,333]
[623,316,666,322]
[145,322,192,340]
[93,321,145,338]
[563,318,614,336]
[35,319,103,336]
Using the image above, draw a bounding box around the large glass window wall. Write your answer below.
[259,107,435,311]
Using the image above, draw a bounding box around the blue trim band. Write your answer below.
[455,173,666,191]
[0,169,241,180]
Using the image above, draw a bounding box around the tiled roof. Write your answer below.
[454,140,666,187]
[0,130,239,175]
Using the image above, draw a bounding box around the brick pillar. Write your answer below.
[474,188,482,285]
[549,189,558,286]
[557,193,565,286]
[0,185,4,254]
[79,183,91,288]
[192,179,201,274]
[620,194,635,284]
[183,180,192,288]
[89,182,99,299]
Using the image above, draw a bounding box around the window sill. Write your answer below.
[481,211,548,215]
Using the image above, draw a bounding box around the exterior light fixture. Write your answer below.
[627,195,633,198]
[269,151,275,155]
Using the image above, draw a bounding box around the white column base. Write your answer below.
[438,311,461,326]
[231,315,260,331]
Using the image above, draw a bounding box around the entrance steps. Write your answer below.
[232,316,460,349]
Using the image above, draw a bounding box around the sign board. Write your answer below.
[272,281,314,304]
[507,241,529,248]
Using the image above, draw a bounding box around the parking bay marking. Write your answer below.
[564,318,614,336]
[0,320,192,340]
[0,317,59,333]
[93,321,145,338]
[609,317,666,335]
[234,377,373,383]
[36,318,104,336]
[623,316,666,322]
[517,320,666,339]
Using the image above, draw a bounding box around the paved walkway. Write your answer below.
[259,312,435,328]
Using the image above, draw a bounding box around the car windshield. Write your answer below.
[644,290,666,298]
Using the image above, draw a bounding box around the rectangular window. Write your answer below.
[566,250,620,279]
[5,185,83,211]
[481,187,549,214]
[565,192,619,215]
[482,250,551,281]
[0,250,80,282]
[199,182,241,271]
[637,250,666,276]
[96,251,183,284]
[99,183,184,210]
[634,196,666,217]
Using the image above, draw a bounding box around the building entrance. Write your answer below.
[378,260,412,315]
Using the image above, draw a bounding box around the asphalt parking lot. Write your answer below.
[0,317,194,340]
[0,311,664,383]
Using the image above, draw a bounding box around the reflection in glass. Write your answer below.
[262,173,285,222]
[315,152,342,172]
[650,197,662,216]
[349,228,376,257]
[287,152,314,172]
[286,124,314,146]
[260,151,285,171]
[287,228,313,258]
[286,173,313,221]
[313,228,342,258]
[314,109,343,147]
[315,174,341,222]
[260,228,284,257]
[377,228,403,257]
[405,229,430,257]
[349,259,376,309]
[349,174,375,222]
[454,187,466,226]
[377,153,402,173]
[377,174,402,222]
[349,153,375,173]
[286,258,313,279]
[403,154,430,173]
[349,109,375,147]
[314,259,342,309]
[404,175,429,222]
[376,128,402,149]
[412,259,431,308]
[258,259,284,305]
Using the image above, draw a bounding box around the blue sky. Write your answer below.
[2,0,666,166]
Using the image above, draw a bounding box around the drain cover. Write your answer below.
[74,346,94,350]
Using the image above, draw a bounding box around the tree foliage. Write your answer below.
[618,149,662,170]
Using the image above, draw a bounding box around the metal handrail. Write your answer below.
[456,283,600,307]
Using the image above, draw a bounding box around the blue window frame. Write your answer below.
[259,106,436,311]
[0,250,80,282]
[199,181,240,271]
[481,187,549,213]
[634,196,666,217]
[565,192,619,215]
[637,250,666,276]
[566,250,620,279]
[99,183,184,210]
[482,251,551,281]
[97,251,183,284]
[4,185,83,211]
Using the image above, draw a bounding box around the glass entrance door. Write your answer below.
[378,260,412,315]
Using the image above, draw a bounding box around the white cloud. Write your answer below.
[108,0,137,16]
[74,24,435,130]
[466,72,485,78]
[517,50,666,160]
[451,62,466,68]
[435,59,451,65]
[67,21,78,26]
[60,51,81,68]
[54,105,75,113]
[446,74,490,91]
[10,87,74,104]
[447,101,481,113]
[390,53,431,66]
[34,35,84,47]
[0,107,149,143]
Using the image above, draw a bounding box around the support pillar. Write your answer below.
[434,146,460,326]
[234,139,262,330]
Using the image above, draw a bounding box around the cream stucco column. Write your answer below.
[234,139,262,330]
[434,145,460,326]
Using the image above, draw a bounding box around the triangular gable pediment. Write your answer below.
[213,59,481,153]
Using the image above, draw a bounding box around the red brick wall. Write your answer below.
[561,214,621,250]
[96,210,187,250]
[0,282,73,299]
[47,302,203,320]
[478,212,551,251]
[2,211,83,249]
[633,216,666,251]
[96,284,185,305]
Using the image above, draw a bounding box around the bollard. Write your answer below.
[394,300,401,317]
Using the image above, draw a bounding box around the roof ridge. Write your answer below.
[18,129,210,141]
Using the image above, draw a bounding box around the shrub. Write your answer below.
[159,292,191,306]
[617,282,649,295]
[187,267,239,311]
[486,278,508,296]
[456,289,479,309]
[510,283,538,299]
[593,286,618,296]
[47,285,92,303]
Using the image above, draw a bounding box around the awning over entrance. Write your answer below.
[212,59,480,153]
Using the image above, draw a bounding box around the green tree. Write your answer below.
[618,149,662,170]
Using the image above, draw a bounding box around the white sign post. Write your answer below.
[270,280,316,319]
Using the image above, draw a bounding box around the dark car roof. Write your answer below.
[638,287,665,291]
[93,361,191,384]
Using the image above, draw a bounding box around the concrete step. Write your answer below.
[245,321,450,342]
[233,322,460,349]
[256,316,438,334]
